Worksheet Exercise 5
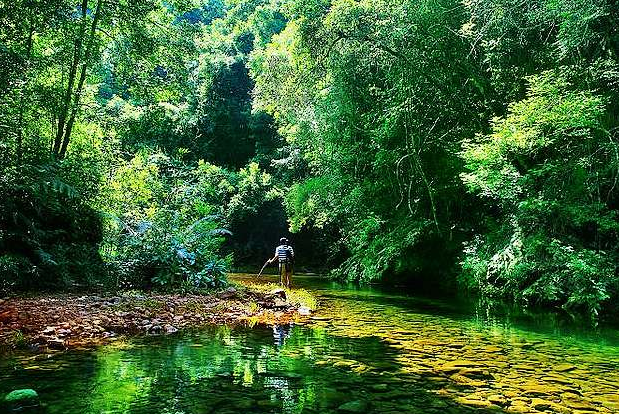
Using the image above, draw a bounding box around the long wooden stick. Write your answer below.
[257,260,270,278]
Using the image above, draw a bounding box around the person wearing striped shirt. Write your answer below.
[268,237,294,288]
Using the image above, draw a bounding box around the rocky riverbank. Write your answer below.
[0,285,311,352]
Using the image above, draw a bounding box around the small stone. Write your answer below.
[371,383,389,392]
[555,363,576,372]
[337,400,369,413]
[298,306,311,315]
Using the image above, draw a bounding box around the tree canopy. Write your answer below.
[1,0,617,319]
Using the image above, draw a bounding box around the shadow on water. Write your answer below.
[1,325,513,414]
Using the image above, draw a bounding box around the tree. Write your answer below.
[460,71,619,318]
[251,0,490,282]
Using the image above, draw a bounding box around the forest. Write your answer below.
[1,0,618,321]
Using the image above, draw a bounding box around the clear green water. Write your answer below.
[2,274,619,413]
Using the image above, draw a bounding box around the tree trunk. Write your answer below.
[53,0,90,158]
[58,0,103,159]
[16,20,35,165]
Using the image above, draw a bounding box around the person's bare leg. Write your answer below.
[286,269,292,288]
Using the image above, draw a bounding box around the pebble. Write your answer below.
[337,400,369,413]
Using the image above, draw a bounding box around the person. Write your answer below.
[272,322,294,347]
[268,237,294,288]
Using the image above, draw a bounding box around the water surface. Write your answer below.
[1,274,618,413]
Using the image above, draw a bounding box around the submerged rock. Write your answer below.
[233,398,254,409]
[555,363,576,372]
[371,383,389,392]
[455,396,493,409]
[436,359,482,374]
[487,394,507,407]
[521,384,562,397]
[337,400,369,413]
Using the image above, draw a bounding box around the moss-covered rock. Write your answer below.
[4,389,39,410]
[337,400,369,413]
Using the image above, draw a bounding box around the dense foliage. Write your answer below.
[1,0,618,318]
[0,0,287,291]
[460,71,619,317]
[250,0,619,318]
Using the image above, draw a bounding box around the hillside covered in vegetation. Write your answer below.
[1,0,618,320]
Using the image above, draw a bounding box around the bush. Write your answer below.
[101,150,231,290]
[0,163,105,291]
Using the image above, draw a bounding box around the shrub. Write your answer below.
[101,150,231,290]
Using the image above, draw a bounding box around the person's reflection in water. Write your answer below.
[272,323,293,346]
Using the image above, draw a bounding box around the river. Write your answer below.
[1,274,618,413]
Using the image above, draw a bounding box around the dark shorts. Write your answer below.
[279,262,293,273]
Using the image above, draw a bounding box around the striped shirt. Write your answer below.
[276,245,294,263]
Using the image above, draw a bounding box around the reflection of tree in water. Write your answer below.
[1,324,505,414]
